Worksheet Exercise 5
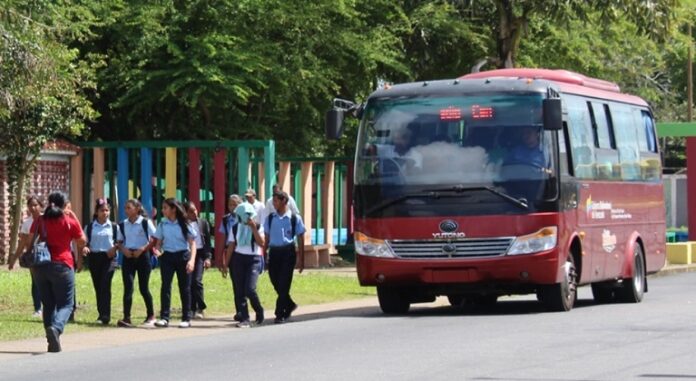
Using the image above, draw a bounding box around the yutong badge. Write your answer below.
[433,220,466,239]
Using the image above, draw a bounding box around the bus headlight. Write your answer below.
[507,226,557,255]
[354,232,396,258]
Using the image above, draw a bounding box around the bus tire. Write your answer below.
[617,245,646,303]
[377,286,410,314]
[471,294,498,306]
[539,255,578,312]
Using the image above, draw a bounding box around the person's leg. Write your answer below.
[121,258,136,321]
[101,258,115,323]
[247,255,264,321]
[137,253,155,319]
[190,256,206,313]
[50,263,75,334]
[232,254,251,321]
[88,254,103,319]
[276,250,297,319]
[31,274,42,313]
[228,253,241,319]
[175,255,192,322]
[33,268,54,329]
[159,253,175,322]
[268,251,283,318]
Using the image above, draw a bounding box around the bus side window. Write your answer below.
[558,122,570,175]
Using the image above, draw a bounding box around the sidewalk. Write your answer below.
[1,263,694,360]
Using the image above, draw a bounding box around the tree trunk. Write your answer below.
[494,0,528,69]
[5,156,29,265]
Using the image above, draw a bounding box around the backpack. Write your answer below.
[267,213,297,240]
[86,221,118,247]
[222,213,232,240]
[118,218,151,247]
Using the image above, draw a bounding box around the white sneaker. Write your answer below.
[154,319,169,328]
[31,310,42,318]
[178,321,191,328]
[142,317,156,327]
[193,311,204,320]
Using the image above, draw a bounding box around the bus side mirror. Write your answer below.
[543,98,562,131]
[325,108,345,140]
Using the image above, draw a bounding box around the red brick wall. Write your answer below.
[0,158,71,261]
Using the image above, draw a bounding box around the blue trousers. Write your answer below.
[33,262,75,334]
[230,253,263,321]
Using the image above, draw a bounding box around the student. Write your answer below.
[117,199,157,328]
[243,188,265,223]
[8,195,44,318]
[218,194,242,321]
[225,202,265,328]
[26,192,86,353]
[263,191,306,324]
[184,201,212,319]
[264,185,300,219]
[152,198,198,328]
[83,198,120,325]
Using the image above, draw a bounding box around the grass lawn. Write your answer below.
[0,266,374,342]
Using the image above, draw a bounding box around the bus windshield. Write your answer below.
[355,94,557,217]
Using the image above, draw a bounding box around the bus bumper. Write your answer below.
[356,249,561,288]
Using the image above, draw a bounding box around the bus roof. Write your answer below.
[461,68,648,107]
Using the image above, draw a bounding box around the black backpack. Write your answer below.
[86,221,118,247]
[118,218,151,247]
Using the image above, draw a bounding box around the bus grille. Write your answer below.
[387,238,514,259]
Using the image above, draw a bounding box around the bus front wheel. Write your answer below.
[377,286,410,314]
[538,255,578,312]
[617,245,645,303]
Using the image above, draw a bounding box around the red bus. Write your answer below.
[326,68,665,313]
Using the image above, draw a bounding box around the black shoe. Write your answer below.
[285,303,298,319]
[46,327,61,353]
[233,313,242,322]
[255,312,264,325]
[274,316,286,324]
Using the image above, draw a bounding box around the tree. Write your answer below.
[0,3,97,263]
[456,0,680,69]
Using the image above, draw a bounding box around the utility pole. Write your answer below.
[687,24,695,239]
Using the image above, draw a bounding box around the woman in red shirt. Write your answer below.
[27,192,86,353]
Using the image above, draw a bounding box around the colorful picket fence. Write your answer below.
[72,141,353,267]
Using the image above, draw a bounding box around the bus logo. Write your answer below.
[439,220,459,233]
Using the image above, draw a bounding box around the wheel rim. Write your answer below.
[563,259,578,305]
[633,251,645,293]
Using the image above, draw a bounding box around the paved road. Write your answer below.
[3,272,696,381]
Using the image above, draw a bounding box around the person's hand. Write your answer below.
[122,248,132,259]
[82,246,91,256]
[107,247,117,258]
[133,248,143,258]
[204,259,211,269]
[76,261,83,273]
[219,264,228,278]
[246,219,257,229]
[186,260,195,274]
[8,261,15,271]
[152,248,162,258]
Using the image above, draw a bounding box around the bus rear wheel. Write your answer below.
[377,286,410,314]
[617,245,646,303]
[539,255,577,312]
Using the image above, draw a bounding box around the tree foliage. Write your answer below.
[0,1,97,262]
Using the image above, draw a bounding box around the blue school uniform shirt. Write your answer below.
[85,220,119,252]
[153,219,198,252]
[118,216,156,250]
[263,210,306,247]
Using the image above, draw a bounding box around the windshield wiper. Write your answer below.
[423,185,529,210]
[364,192,439,216]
